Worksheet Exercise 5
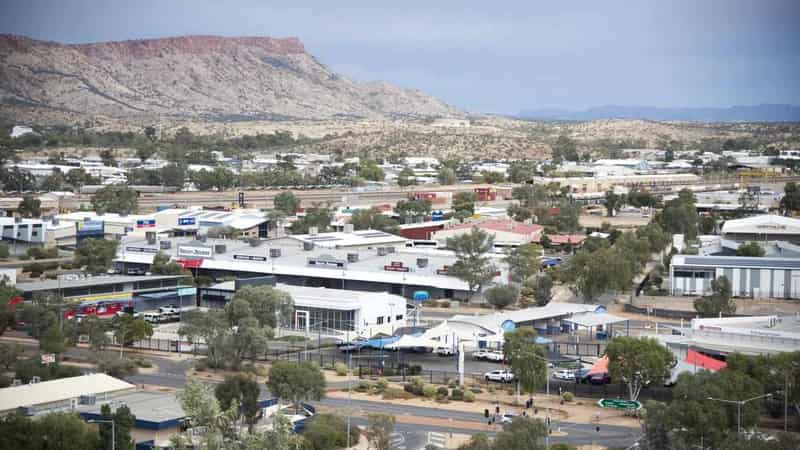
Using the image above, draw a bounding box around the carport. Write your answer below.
[563,311,630,340]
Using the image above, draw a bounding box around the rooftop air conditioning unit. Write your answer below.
[197,235,207,243]
[270,248,282,258]
[160,240,172,250]
[309,226,318,236]
[214,244,226,254]
[347,253,359,263]
[344,223,355,234]
[417,258,428,268]
[303,242,314,251]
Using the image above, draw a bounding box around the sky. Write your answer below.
[1,0,798,114]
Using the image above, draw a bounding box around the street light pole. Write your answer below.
[88,419,115,450]
[706,392,773,434]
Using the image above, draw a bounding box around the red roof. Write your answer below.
[445,219,543,237]
[684,350,727,372]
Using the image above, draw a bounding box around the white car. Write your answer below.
[500,412,518,424]
[484,369,514,383]
[436,347,456,356]
[473,350,489,359]
[484,351,505,362]
[553,369,576,381]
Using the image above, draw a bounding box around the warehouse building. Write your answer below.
[721,215,800,244]
[0,374,135,416]
[199,277,407,337]
[669,255,800,299]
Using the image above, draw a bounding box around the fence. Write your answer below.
[546,342,607,357]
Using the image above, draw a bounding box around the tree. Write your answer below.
[694,275,736,317]
[780,182,800,214]
[17,194,41,218]
[457,433,492,450]
[452,192,476,219]
[634,223,670,254]
[100,149,117,167]
[366,413,396,450]
[553,203,580,232]
[484,285,519,310]
[560,248,619,303]
[525,274,553,307]
[397,168,416,187]
[349,208,400,234]
[0,412,102,450]
[290,202,333,234]
[604,190,623,217]
[0,281,20,335]
[492,416,547,450]
[65,168,99,189]
[99,403,136,450]
[160,163,187,188]
[179,309,229,368]
[736,241,765,257]
[508,160,537,184]
[446,227,497,297]
[505,243,543,282]
[40,324,65,356]
[725,351,800,425]
[91,185,138,214]
[480,170,505,184]
[395,198,432,223]
[274,191,300,216]
[503,328,547,395]
[0,343,23,371]
[230,285,294,329]
[551,135,579,163]
[266,361,326,412]
[192,167,236,191]
[606,336,674,401]
[699,215,716,234]
[176,380,239,445]
[304,413,360,450]
[150,251,186,275]
[437,167,457,185]
[111,314,153,357]
[358,160,385,182]
[75,238,119,274]
[215,374,261,430]
[657,189,698,239]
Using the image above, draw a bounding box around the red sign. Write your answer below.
[384,265,410,272]
[178,258,203,269]
[7,296,23,307]
[436,265,450,275]
[390,261,404,268]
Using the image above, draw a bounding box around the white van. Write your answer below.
[142,312,163,324]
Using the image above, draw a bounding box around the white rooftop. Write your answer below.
[0,374,135,413]
[289,230,408,248]
[721,215,800,236]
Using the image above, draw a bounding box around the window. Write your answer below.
[377,316,384,325]
[396,314,403,321]
[387,316,391,323]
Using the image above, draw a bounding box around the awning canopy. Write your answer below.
[564,312,628,328]
[587,355,609,376]
[684,349,727,371]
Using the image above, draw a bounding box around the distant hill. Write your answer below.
[518,104,800,122]
[0,34,461,123]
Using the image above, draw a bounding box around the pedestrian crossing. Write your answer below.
[426,432,447,449]
[390,431,406,450]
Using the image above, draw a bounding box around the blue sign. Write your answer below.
[178,217,196,226]
[431,211,444,221]
[76,220,104,238]
[136,219,156,228]
[501,320,516,332]
[413,291,429,302]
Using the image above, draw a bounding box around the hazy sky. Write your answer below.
[2,0,798,114]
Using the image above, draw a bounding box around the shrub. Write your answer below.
[403,383,415,394]
[469,387,483,394]
[356,381,371,393]
[450,388,464,401]
[437,386,449,397]
[383,387,414,400]
[194,359,208,371]
[334,362,348,376]
[44,271,58,280]
[0,374,11,388]
[463,390,476,402]
[435,393,449,402]
[375,378,388,393]
[133,358,152,368]
[439,300,450,308]
[422,384,437,398]
[562,391,574,402]
[98,357,138,378]
[304,412,359,450]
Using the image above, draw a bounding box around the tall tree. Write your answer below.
[273,191,300,216]
[446,227,497,297]
[230,285,293,329]
[150,251,186,275]
[523,274,554,307]
[551,135,579,163]
[492,416,548,450]
[99,403,136,450]
[266,361,326,413]
[606,336,674,401]
[694,275,736,317]
[484,285,519,310]
[349,208,400,234]
[17,194,41,218]
[452,192,476,219]
[505,243,543,282]
[290,202,333,234]
[215,374,261,431]
[395,198,432,223]
[437,167,457,185]
[780,182,800,214]
[39,324,65,356]
[397,168,416,187]
[604,190,623,217]
[91,185,138,214]
[503,328,547,396]
[111,314,153,357]
[75,238,119,274]
[366,413,396,450]
[657,189,698,239]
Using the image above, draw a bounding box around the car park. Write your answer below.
[553,369,576,380]
[484,369,514,383]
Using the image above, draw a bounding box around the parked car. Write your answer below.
[436,347,456,356]
[159,305,180,315]
[473,350,489,360]
[553,369,576,381]
[574,368,591,383]
[484,369,514,383]
[588,373,611,385]
[483,351,505,362]
[500,412,518,424]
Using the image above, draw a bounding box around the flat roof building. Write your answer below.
[0,374,136,416]
[670,255,800,299]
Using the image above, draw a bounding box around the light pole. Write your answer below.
[706,393,773,434]
[88,418,115,450]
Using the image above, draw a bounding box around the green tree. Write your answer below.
[0,343,22,371]
[397,168,416,187]
[366,413,396,450]
[100,149,117,167]
[656,189,698,239]
[699,215,717,234]
[480,171,505,184]
[75,238,119,274]
[508,160,537,184]
[290,202,333,234]
[395,198,432,223]
[40,324,65,356]
[503,328,547,395]
[694,275,736,317]
[111,314,153,357]
[0,412,101,450]
[17,194,41,218]
[230,285,293,329]
[0,243,9,259]
[65,168,99,189]
[553,203,580,232]
[192,167,236,191]
[215,374,261,431]
[266,361,326,412]
[178,309,229,368]
[551,135,579,163]
[150,251,186,275]
[505,243,543,282]
[91,185,138,214]
[0,281,20,335]
[452,192,476,219]
[303,412,360,450]
[604,190,623,217]
[780,182,800,214]
[524,274,553,307]
[736,241,765,257]
[457,433,492,450]
[176,380,239,446]
[492,416,547,450]
[484,285,519,310]
[273,191,300,216]
[606,336,674,401]
[446,227,497,297]
[437,167,457,185]
[358,160,385,182]
[349,207,400,234]
[634,223,670,254]
[99,403,136,450]
[160,163,187,188]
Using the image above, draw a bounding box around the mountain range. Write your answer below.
[518,104,800,122]
[0,34,461,123]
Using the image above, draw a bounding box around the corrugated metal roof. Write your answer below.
[0,374,135,413]
[680,256,800,269]
[15,274,187,292]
